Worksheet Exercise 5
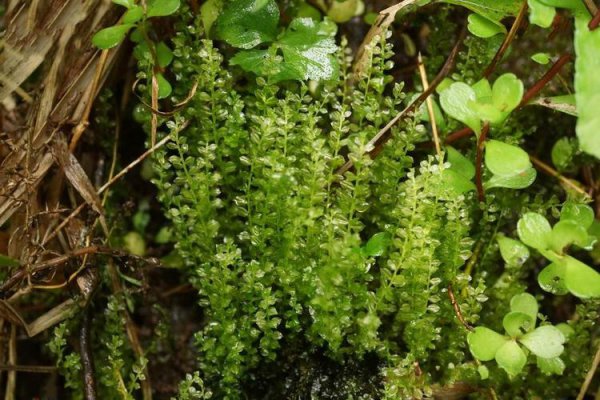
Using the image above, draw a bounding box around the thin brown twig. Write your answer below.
[582,0,599,16]
[483,0,529,78]
[417,52,441,159]
[4,325,16,400]
[475,123,490,202]
[529,156,590,197]
[447,284,473,331]
[577,342,600,400]
[336,24,467,176]
[80,308,97,400]
[0,365,56,373]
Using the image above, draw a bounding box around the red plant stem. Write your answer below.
[589,9,600,30]
[448,284,473,331]
[475,123,490,202]
[444,126,473,144]
[483,0,529,78]
[520,53,573,106]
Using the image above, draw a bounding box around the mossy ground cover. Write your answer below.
[1,0,600,399]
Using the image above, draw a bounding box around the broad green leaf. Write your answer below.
[467,13,505,38]
[485,167,536,190]
[443,0,521,24]
[439,82,481,134]
[472,78,492,101]
[550,220,589,252]
[538,262,569,295]
[537,356,565,375]
[495,340,527,377]
[467,327,508,361]
[147,0,180,17]
[156,42,174,68]
[563,256,600,298]
[551,137,577,170]
[560,202,594,229]
[0,254,19,267]
[112,0,134,8]
[497,234,530,267]
[520,325,565,358]
[471,102,504,124]
[485,140,531,176]
[92,24,134,49]
[528,0,556,28]
[447,147,475,179]
[363,232,392,257]
[575,15,600,159]
[441,169,477,195]
[503,311,535,337]
[510,293,538,322]
[517,212,552,250]
[275,18,339,81]
[230,49,270,74]
[156,73,172,99]
[531,52,551,64]
[556,323,574,340]
[123,6,144,23]
[200,0,224,34]
[214,0,279,49]
[492,73,523,113]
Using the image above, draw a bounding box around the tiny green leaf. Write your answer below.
[485,167,536,190]
[528,0,556,28]
[560,202,594,229]
[467,13,505,38]
[156,73,172,99]
[510,293,538,323]
[92,24,134,49]
[123,5,144,24]
[467,327,508,361]
[519,326,565,358]
[550,220,589,252]
[551,137,577,170]
[214,0,279,49]
[495,340,527,377]
[536,356,565,375]
[518,212,552,250]
[363,232,392,257]
[439,82,481,134]
[497,234,530,267]
[538,262,569,295]
[503,311,535,337]
[492,73,524,114]
[563,256,600,298]
[0,254,19,267]
[531,52,551,64]
[485,140,531,176]
[156,42,174,68]
[477,364,489,379]
[446,147,475,179]
[146,0,180,17]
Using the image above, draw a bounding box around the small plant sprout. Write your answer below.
[468,293,567,377]
[516,202,600,298]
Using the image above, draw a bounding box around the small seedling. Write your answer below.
[468,293,568,377]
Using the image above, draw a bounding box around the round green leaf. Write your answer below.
[510,292,538,322]
[363,232,392,257]
[531,52,551,65]
[467,13,505,38]
[550,220,589,252]
[485,167,537,190]
[92,24,134,49]
[147,0,180,17]
[520,325,565,358]
[472,78,492,102]
[214,0,279,49]
[563,256,600,298]
[503,311,535,337]
[441,169,476,195]
[497,235,530,267]
[517,212,552,250]
[439,82,481,134]
[123,6,144,24]
[328,0,361,23]
[495,340,527,377]
[538,262,569,295]
[485,140,531,177]
[156,73,172,99]
[536,356,565,375]
[156,42,174,68]
[468,327,508,361]
[477,364,489,379]
[528,0,556,28]
[492,73,524,113]
[551,137,577,171]
[560,202,594,228]
[471,102,504,124]
[446,147,475,179]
